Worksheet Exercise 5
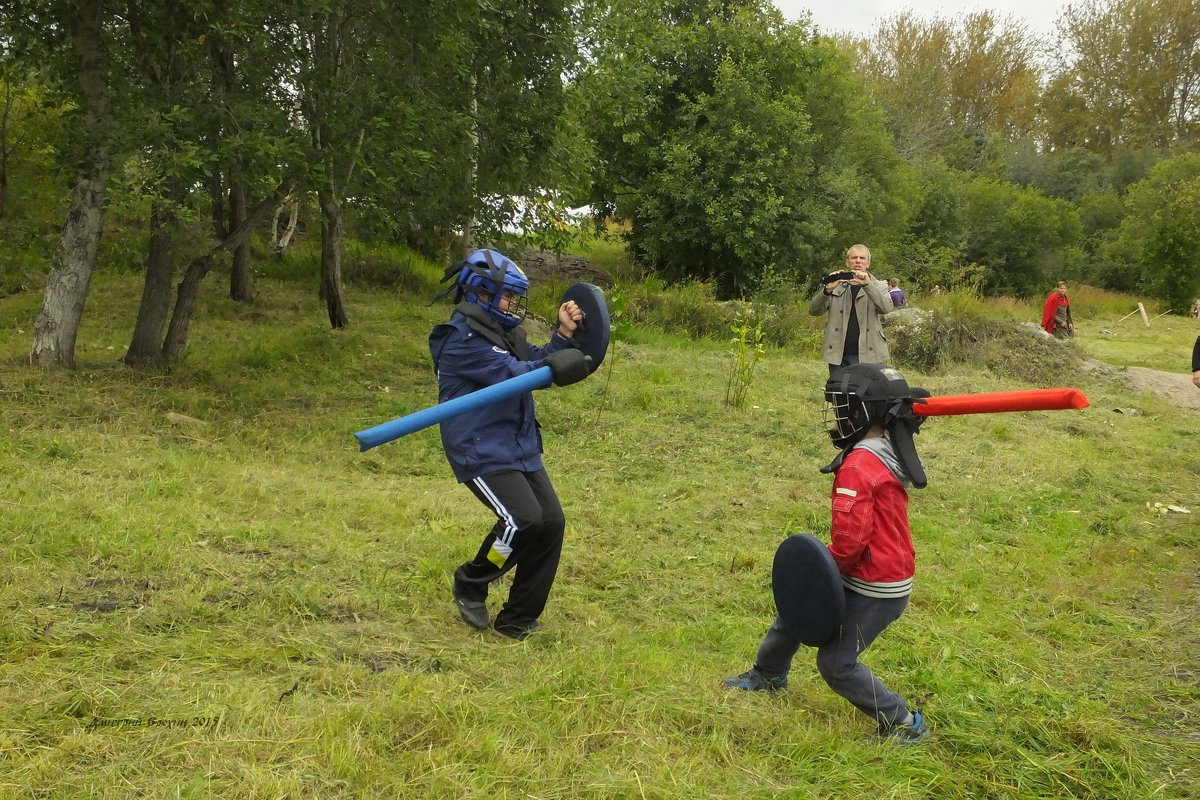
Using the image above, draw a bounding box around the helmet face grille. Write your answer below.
[499,290,529,324]
[823,390,875,447]
[822,363,910,448]
[457,249,530,327]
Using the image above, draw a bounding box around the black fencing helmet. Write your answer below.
[822,363,930,488]
[823,364,912,447]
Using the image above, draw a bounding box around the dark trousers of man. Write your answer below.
[454,468,565,635]
[753,589,912,726]
[828,353,860,377]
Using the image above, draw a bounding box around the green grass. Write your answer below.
[1,271,1197,798]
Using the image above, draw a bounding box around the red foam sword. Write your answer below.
[911,387,1089,416]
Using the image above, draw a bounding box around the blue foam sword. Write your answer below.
[353,367,553,452]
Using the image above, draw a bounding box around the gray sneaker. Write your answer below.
[452,583,490,630]
[878,711,931,745]
[722,668,788,692]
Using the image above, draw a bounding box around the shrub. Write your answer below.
[622,279,734,340]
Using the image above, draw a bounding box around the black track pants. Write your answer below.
[455,469,565,631]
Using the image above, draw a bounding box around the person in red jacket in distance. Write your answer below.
[1041,281,1074,338]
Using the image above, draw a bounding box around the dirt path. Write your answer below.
[1122,366,1200,411]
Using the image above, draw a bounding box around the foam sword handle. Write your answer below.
[911,387,1089,417]
[353,366,553,452]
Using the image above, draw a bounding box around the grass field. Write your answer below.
[1,270,1197,798]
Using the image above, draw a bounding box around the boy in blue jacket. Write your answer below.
[429,249,584,640]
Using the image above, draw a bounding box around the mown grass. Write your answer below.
[0,266,1197,799]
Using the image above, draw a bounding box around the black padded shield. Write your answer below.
[771,533,846,646]
[560,282,610,374]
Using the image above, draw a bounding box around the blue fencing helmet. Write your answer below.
[443,249,530,328]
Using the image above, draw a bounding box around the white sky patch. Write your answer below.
[771,0,1069,40]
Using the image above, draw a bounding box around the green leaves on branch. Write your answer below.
[1100,153,1200,311]
[580,0,901,298]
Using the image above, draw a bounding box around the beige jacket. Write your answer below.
[808,278,892,366]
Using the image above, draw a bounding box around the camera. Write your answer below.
[820,270,855,285]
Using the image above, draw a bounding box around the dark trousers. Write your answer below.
[753,589,911,725]
[455,468,565,632]
[828,353,860,377]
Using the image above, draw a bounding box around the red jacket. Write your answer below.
[828,447,914,596]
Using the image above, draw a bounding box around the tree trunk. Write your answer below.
[318,186,349,328]
[206,31,254,303]
[160,253,215,365]
[228,179,254,302]
[208,164,226,239]
[123,198,178,367]
[274,195,299,253]
[30,3,110,368]
[160,173,298,366]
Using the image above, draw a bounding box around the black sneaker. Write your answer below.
[721,668,788,692]
[452,582,490,630]
[493,620,541,640]
[878,711,931,745]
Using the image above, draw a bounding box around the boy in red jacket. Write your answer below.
[724,364,931,745]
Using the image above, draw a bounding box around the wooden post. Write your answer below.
[1137,302,1150,327]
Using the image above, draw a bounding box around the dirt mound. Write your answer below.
[517,247,614,288]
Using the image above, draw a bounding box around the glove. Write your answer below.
[542,348,591,387]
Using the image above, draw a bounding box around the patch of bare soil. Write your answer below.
[1123,366,1200,411]
[1084,359,1200,411]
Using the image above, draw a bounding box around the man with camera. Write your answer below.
[809,244,894,375]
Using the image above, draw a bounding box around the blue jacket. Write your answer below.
[429,302,575,482]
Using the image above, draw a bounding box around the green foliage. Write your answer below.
[572,231,641,283]
[723,309,765,409]
[1049,0,1200,154]
[1009,145,1106,204]
[1077,188,1124,246]
[889,288,1084,383]
[905,158,968,250]
[1101,153,1200,312]
[0,158,69,295]
[591,284,628,423]
[961,177,1083,297]
[850,11,1042,168]
[580,0,903,298]
[1066,283,1158,318]
[886,236,984,293]
[340,241,443,296]
[621,278,732,339]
